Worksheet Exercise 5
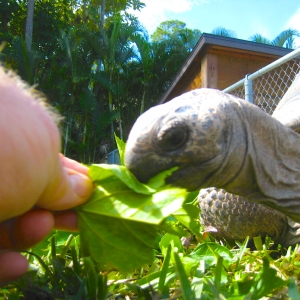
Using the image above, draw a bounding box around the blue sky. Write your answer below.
[130,0,300,46]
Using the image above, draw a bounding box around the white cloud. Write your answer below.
[130,0,204,35]
[285,7,300,48]
[248,20,271,40]
[285,7,300,30]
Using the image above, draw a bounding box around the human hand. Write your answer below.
[0,208,78,285]
[0,68,93,285]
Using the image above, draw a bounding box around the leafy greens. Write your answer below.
[76,163,197,272]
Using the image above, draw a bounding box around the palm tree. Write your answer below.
[151,20,202,52]
[55,28,97,162]
[7,36,40,84]
[211,26,237,38]
[249,28,300,49]
[25,0,35,51]
[150,20,202,93]
[131,32,154,115]
[46,26,116,163]
[95,15,146,140]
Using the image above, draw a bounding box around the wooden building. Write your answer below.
[159,33,293,104]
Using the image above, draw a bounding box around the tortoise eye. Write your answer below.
[156,120,189,152]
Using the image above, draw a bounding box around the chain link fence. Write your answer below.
[223,48,300,115]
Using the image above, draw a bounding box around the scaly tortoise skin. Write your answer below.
[198,188,288,245]
[124,73,300,246]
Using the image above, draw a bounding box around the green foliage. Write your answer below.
[2,1,300,164]
[2,2,300,298]
[114,133,126,165]
[5,229,300,299]
[1,0,184,163]
[1,232,110,299]
[151,20,201,45]
[77,164,188,271]
[211,26,237,38]
[249,29,300,49]
[4,159,300,299]
[151,20,201,66]
[3,183,300,299]
[3,128,300,298]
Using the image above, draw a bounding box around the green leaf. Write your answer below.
[77,164,188,272]
[88,164,154,194]
[78,179,186,225]
[158,244,172,293]
[180,256,200,277]
[147,166,178,189]
[189,243,233,269]
[79,214,157,271]
[251,257,286,299]
[214,256,223,289]
[136,267,176,290]
[158,219,189,237]
[97,274,108,300]
[184,191,199,204]
[172,203,201,235]
[159,233,183,257]
[174,252,195,300]
[288,277,300,300]
[191,276,204,299]
[84,257,98,299]
[114,133,125,165]
[159,233,199,276]
[235,236,250,271]
[253,235,263,251]
[7,294,20,300]
[206,279,227,300]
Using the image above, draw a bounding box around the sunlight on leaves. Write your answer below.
[76,164,188,272]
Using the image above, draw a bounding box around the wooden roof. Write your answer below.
[159,33,293,104]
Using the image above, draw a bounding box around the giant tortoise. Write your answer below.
[124,72,300,247]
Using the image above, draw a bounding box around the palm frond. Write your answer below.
[211,27,237,38]
[248,33,271,45]
[271,28,300,49]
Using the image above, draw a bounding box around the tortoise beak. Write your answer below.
[125,151,163,183]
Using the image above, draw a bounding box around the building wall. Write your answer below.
[217,52,274,90]
[183,49,279,92]
[184,69,202,93]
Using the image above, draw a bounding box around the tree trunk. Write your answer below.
[63,116,72,156]
[109,91,114,140]
[25,0,35,52]
[97,0,106,72]
[118,117,123,140]
[140,89,146,115]
[100,0,106,36]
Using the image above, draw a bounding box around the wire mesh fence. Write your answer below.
[223,49,300,115]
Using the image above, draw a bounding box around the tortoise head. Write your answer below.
[125,89,235,191]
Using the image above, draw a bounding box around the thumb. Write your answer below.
[37,156,94,211]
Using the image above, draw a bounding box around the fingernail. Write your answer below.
[70,173,93,199]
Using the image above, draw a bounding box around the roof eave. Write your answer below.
[159,33,292,104]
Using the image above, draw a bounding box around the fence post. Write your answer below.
[244,74,253,103]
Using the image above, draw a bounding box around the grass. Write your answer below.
[2,228,300,299]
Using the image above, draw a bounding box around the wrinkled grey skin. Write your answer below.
[125,73,300,245]
[197,75,300,247]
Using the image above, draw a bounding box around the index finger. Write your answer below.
[60,154,89,176]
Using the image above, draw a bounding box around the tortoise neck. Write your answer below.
[222,98,300,222]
